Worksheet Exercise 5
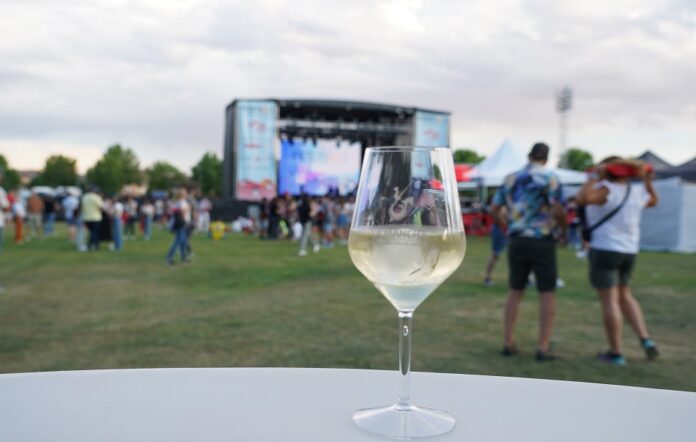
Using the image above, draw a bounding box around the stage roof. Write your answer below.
[227,98,449,117]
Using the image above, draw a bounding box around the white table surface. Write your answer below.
[0,368,694,442]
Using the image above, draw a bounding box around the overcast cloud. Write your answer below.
[0,0,694,173]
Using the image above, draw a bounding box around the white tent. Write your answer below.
[468,139,587,186]
[471,139,528,186]
[640,177,696,253]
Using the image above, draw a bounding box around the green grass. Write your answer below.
[0,225,695,391]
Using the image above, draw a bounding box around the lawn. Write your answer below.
[1,225,694,392]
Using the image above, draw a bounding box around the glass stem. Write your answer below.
[397,311,413,410]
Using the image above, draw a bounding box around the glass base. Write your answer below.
[353,404,455,439]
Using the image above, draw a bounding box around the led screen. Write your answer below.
[279,138,361,196]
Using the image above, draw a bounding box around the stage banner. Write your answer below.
[279,138,361,196]
[235,100,278,200]
[414,111,450,147]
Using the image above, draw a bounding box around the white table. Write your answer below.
[0,368,694,441]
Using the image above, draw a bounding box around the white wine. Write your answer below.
[348,226,466,312]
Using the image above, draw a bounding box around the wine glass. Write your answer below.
[348,146,466,439]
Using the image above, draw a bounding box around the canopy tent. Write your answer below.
[461,139,587,188]
[454,163,475,182]
[657,156,696,183]
[471,139,528,186]
[640,177,696,253]
[637,150,673,171]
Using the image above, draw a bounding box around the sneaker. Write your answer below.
[313,244,320,253]
[535,349,557,362]
[166,259,174,266]
[597,351,626,366]
[298,250,308,257]
[641,338,659,361]
[501,344,518,357]
[484,278,494,287]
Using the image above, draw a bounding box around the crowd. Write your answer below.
[0,182,212,265]
[0,146,662,368]
[486,143,659,367]
[255,193,355,256]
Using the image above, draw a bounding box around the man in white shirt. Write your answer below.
[197,197,212,233]
[112,199,124,251]
[62,193,79,242]
[577,157,659,366]
[0,171,9,252]
[141,200,155,240]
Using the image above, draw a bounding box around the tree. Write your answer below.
[453,148,485,164]
[0,154,21,190]
[561,148,594,171]
[33,155,78,186]
[85,144,142,194]
[191,152,222,196]
[146,161,188,191]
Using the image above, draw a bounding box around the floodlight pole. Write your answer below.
[556,86,572,167]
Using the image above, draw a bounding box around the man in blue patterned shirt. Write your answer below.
[491,143,567,361]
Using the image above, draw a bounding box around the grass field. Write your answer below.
[1,225,694,391]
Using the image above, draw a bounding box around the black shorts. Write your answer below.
[507,237,557,292]
[589,249,636,289]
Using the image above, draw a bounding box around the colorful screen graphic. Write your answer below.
[235,100,278,200]
[414,111,450,147]
[279,138,361,196]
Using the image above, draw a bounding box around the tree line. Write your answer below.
[0,144,222,196]
[452,147,594,171]
[1,145,594,196]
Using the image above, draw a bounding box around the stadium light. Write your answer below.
[556,86,572,167]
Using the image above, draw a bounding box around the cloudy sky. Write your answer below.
[0,0,694,173]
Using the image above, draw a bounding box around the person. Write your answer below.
[259,197,269,238]
[26,191,44,240]
[155,198,165,226]
[490,142,567,361]
[483,212,507,287]
[576,157,659,366]
[10,192,25,244]
[297,194,318,256]
[111,198,124,251]
[0,172,9,253]
[186,190,198,255]
[166,189,191,265]
[74,199,87,252]
[282,193,297,239]
[43,196,57,237]
[267,197,281,239]
[124,196,138,240]
[335,196,352,245]
[565,197,581,252]
[197,197,212,234]
[141,199,155,240]
[81,187,104,251]
[321,195,336,248]
[62,193,80,242]
[98,203,113,248]
[311,197,324,250]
